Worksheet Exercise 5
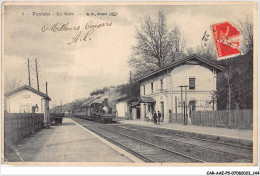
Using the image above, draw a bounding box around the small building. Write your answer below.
[115,94,128,118]
[136,54,223,123]
[5,85,51,123]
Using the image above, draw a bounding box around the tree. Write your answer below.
[4,77,23,93]
[195,42,217,60]
[216,51,253,110]
[4,77,23,112]
[119,82,140,103]
[193,29,218,60]
[129,11,186,76]
[239,16,253,52]
[90,89,104,96]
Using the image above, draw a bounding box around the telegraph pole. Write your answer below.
[35,58,40,91]
[227,65,231,127]
[129,71,132,120]
[46,82,48,95]
[27,58,31,87]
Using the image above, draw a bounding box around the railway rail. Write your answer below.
[87,125,204,163]
[71,117,252,163]
[122,123,253,150]
[114,125,253,161]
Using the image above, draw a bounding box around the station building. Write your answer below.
[135,54,223,123]
[4,85,51,123]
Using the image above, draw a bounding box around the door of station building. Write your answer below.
[136,106,140,119]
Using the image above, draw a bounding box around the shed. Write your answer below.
[115,94,128,118]
[4,85,51,124]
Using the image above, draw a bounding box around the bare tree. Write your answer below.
[239,16,253,52]
[172,25,187,53]
[186,47,194,55]
[129,11,186,76]
[196,41,217,60]
[4,77,23,93]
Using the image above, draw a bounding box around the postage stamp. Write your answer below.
[211,22,241,59]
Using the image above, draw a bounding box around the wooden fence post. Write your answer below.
[235,109,238,128]
[209,111,211,126]
[32,110,35,134]
[16,114,19,144]
[215,111,217,127]
[199,111,201,126]
[10,114,12,144]
[251,109,253,129]
[207,111,209,127]
[21,114,23,139]
[175,96,177,122]
[225,110,228,128]
[191,111,193,124]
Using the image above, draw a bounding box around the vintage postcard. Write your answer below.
[1,1,258,169]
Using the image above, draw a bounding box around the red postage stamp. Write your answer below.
[211,22,241,59]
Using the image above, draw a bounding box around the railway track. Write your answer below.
[122,123,253,150]
[71,117,252,163]
[114,125,253,161]
[87,125,205,163]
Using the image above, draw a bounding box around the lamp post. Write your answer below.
[179,86,188,125]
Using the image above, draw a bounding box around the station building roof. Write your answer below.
[5,85,51,101]
[138,96,156,104]
[135,54,224,83]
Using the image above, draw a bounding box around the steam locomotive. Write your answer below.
[72,98,115,123]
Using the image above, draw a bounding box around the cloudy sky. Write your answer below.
[3,3,254,105]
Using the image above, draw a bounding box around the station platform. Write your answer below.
[5,118,142,163]
[118,119,253,147]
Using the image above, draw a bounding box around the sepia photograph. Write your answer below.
[1,1,258,169]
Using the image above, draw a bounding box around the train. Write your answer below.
[72,98,115,123]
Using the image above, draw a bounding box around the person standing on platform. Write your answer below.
[153,111,157,124]
[157,111,161,125]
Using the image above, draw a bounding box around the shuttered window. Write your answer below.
[160,79,163,89]
[189,78,195,90]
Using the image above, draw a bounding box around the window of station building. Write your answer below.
[143,85,146,95]
[160,79,163,89]
[151,82,154,93]
[189,77,195,90]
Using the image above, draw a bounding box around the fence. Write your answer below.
[4,112,44,155]
[191,109,253,129]
[170,113,185,124]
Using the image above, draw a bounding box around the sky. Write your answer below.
[3,3,254,106]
